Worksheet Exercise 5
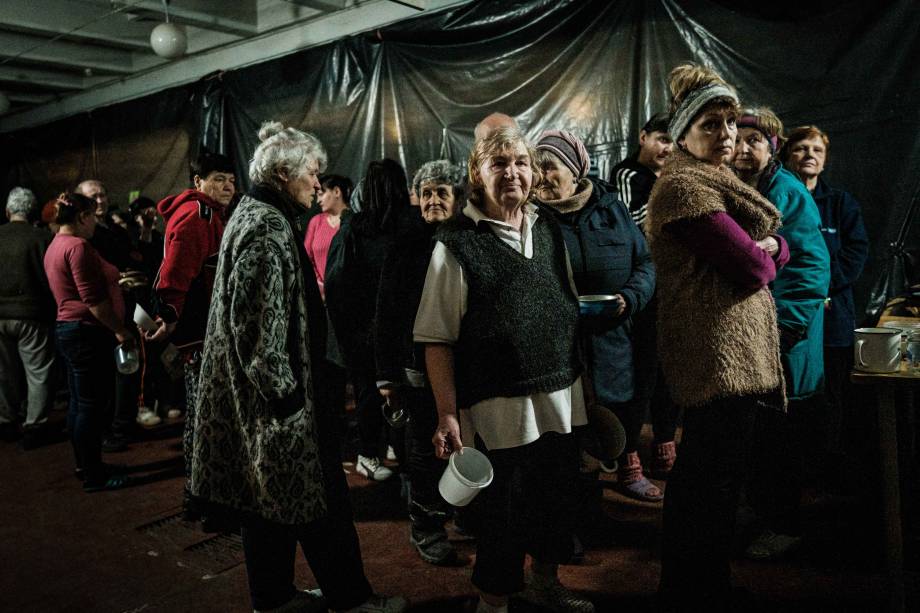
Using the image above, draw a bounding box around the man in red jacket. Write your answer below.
[147,150,235,522]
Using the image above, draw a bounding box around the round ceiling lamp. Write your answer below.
[149,0,187,59]
[150,22,187,59]
[0,92,10,115]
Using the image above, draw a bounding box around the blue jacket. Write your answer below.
[761,166,831,399]
[811,177,869,347]
[545,178,655,406]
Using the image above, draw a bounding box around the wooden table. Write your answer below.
[851,361,919,613]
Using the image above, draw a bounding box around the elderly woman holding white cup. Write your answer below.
[191,121,406,613]
[415,127,594,613]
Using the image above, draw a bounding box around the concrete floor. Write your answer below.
[1,407,916,613]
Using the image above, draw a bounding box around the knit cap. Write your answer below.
[536,130,591,179]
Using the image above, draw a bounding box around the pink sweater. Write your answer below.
[304,213,341,298]
[44,234,124,325]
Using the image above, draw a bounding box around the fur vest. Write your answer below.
[645,150,786,408]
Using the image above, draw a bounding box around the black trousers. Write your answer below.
[471,432,579,596]
[404,387,450,529]
[241,380,372,611]
[824,345,855,455]
[659,394,760,611]
[351,372,385,458]
[746,398,807,535]
[630,301,680,448]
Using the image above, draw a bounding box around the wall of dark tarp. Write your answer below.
[2,0,919,314]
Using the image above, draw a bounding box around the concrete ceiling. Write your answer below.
[0,0,470,133]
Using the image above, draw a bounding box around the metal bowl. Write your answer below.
[578,294,620,317]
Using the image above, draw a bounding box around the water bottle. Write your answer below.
[115,343,140,375]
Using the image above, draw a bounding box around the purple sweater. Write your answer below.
[668,211,789,290]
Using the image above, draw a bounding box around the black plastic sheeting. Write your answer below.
[2,0,919,317]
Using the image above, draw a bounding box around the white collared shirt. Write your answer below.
[413,202,587,450]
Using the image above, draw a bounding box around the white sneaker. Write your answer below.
[386,445,397,461]
[355,455,394,482]
[136,408,161,428]
[519,574,595,613]
[339,594,407,613]
[254,588,325,613]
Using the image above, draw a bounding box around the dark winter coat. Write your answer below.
[326,209,416,375]
[374,216,435,385]
[811,177,869,347]
[543,179,656,406]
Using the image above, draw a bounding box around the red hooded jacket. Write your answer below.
[153,189,226,351]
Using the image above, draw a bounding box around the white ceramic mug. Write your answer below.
[854,327,901,373]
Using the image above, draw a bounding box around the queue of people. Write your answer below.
[0,60,874,612]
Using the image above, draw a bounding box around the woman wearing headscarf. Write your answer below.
[190,121,406,613]
[534,130,658,503]
[645,64,790,610]
[780,126,869,482]
[732,108,831,560]
[416,127,594,613]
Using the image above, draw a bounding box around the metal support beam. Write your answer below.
[0,66,107,92]
[0,0,153,51]
[0,31,137,75]
[0,0,473,133]
[113,1,260,37]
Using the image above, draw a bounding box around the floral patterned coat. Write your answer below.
[190,193,326,525]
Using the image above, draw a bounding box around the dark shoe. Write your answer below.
[74,462,128,482]
[410,526,457,566]
[182,489,202,522]
[567,533,585,565]
[0,422,20,442]
[744,530,802,560]
[20,427,45,450]
[253,588,326,613]
[201,514,241,535]
[101,436,129,453]
[83,473,132,493]
[518,573,595,613]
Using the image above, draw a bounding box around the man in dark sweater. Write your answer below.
[0,187,55,448]
[609,112,672,232]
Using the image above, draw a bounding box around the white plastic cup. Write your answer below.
[134,304,157,333]
[438,448,493,507]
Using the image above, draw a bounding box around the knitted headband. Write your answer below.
[737,115,779,153]
[669,83,739,142]
[536,130,591,180]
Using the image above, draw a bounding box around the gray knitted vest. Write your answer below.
[436,210,582,408]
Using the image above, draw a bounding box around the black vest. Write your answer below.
[436,210,582,408]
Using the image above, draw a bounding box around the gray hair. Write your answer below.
[249,121,327,191]
[6,187,36,217]
[412,159,465,199]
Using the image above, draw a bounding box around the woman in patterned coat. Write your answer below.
[191,121,406,613]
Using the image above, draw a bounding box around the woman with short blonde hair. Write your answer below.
[417,127,593,613]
